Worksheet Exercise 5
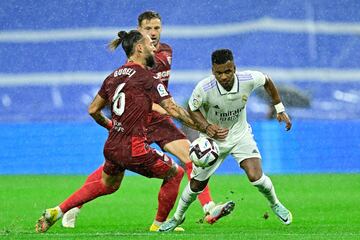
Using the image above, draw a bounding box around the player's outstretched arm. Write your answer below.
[88,94,113,130]
[152,103,169,115]
[160,98,205,132]
[263,75,292,131]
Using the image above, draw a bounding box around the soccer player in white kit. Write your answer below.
[160,49,293,232]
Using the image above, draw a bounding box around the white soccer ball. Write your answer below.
[189,137,219,168]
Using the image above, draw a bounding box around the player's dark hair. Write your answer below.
[211,49,234,65]
[108,30,144,57]
[138,10,161,26]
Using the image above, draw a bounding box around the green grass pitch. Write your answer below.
[1,174,359,239]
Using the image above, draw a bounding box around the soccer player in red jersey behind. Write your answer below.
[62,11,232,231]
[35,30,206,233]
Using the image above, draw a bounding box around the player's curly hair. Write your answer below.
[108,30,144,57]
[211,49,234,65]
[138,10,161,26]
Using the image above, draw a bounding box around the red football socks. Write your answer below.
[73,165,104,209]
[59,173,117,213]
[155,167,184,222]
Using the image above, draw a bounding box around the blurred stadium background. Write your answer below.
[0,0,359,175]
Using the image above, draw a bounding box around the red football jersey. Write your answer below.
[98,62,171,161]
[151,42,172,89]
[148,42,173,125]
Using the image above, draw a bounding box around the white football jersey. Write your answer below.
[188,70,266,142]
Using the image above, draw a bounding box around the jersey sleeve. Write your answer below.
[188,82,206,111]
[249,71,266,90]
[150,78,172,103]
[98,77,109,100]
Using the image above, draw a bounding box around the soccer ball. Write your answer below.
[189,137,219,168]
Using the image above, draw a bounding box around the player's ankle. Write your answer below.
[203,201,216,214]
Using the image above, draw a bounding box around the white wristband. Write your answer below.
[274,102,285,113]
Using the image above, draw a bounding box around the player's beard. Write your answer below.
[145,54,155,68]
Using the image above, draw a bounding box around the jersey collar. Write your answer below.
[216,74,239,95]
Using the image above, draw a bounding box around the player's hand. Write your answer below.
[214,128,229,140]
[276,112,292,131]
[206,124,228,140]
[205,124,218,138]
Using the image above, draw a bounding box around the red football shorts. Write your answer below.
[103,148,177,178]
[147,117,187,149]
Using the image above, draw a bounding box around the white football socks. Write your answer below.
[174,183,201,221]
[251,174,279,206]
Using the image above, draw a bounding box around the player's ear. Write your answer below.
[136,43,143,53]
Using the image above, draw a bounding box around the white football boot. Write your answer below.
[158,216,185,232]
[35,207,62,233]
[271,202,292,225]
[204,201,235,224]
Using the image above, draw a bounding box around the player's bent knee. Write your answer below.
[102,171,124,191]
[240,158,263,182]
[110,179,122,191]
[164,165,184,180]
[190,178,208,192]
[247,172,263,182]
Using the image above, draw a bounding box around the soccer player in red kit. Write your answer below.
[35,30,206,233]
[62,11,232,231]
[138,12,223,230]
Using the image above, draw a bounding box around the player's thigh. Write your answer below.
[102,160,125,188]
[231,133,263,180]
[128,149,179,179]
[147,118,187,149]
[163,139,191,163]
[191,152,227,181]
[231,131,262,165]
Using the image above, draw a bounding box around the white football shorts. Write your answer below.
[191,125,261,181]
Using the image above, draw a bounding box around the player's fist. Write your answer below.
[214,127,229,140]
[205,124,217,138]
[206,124,228,140]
